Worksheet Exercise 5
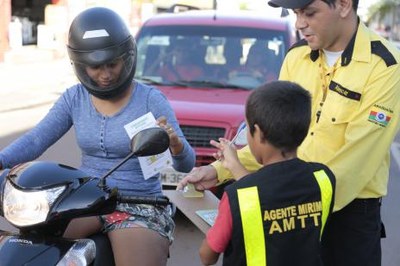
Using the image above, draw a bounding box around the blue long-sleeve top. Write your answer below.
[0,82,196,196]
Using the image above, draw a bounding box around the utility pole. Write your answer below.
[213,0,217,10]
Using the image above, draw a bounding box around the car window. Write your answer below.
[136,25,288,89]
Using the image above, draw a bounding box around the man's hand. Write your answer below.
[176,165,218,191]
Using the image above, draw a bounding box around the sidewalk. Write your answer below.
[0,47,77,137]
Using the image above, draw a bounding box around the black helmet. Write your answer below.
[67,7,137,99]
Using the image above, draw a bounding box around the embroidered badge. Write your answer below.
[329,81,361,101]
[368,110,391,127]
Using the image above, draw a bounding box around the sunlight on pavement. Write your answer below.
[0,53,77,137]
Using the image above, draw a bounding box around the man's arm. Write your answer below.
[325,67,400,210]
[280,44,400,210]
[176,165,219,191]
[177,145,262,191]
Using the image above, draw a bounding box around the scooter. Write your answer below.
[0,127,173,266]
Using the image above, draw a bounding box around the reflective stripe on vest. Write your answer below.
[237,186,266,266]
[313,170,333,239]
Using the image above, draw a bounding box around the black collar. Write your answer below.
[309,18,360,66]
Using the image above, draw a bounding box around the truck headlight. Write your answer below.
[2,180,65,227]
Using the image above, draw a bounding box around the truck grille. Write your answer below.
[195,155,216,166]
[181,126,225,148]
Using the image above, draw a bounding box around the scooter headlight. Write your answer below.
[2,180,66,227]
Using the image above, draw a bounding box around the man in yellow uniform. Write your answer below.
[178,0,400,265]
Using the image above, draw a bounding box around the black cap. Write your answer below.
[268,0,314,9]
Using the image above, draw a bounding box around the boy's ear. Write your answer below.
[254,124,265,143]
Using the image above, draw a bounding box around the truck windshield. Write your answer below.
[135,25,288,89]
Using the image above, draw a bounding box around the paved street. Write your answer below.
[0,48,76,137]
[0,48,399,266]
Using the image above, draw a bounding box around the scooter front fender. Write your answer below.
[0,231,75,265]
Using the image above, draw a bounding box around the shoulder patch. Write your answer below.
[287,39,308,53]
[371,41,397,67]
[287,39,319,61]
[367,104,394,128]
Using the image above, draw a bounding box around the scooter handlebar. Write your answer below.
[117,195,170,206]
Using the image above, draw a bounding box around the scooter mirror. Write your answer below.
[100,127,170,182]
[130,127,170,157]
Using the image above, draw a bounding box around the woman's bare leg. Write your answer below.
[63,216,102,238]
[108,227,170,266]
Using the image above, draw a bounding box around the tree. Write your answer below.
[367,0,400,40]
[368,0,399,22]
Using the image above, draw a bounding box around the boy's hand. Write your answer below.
[210,138,239,170]
[210,138,250,180]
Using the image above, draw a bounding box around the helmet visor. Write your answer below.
[73,52,134,95]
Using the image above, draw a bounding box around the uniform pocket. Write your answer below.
[324,86,361,125]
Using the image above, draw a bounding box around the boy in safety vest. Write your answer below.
[199,81,336,266]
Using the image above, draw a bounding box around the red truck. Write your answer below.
[134,9,297,185]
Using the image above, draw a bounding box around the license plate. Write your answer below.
[160,168,187,186]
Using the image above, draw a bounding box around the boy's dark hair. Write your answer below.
[245,81,311,154]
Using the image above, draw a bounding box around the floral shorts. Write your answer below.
[99,203,175,243]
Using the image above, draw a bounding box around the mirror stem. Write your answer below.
[99,152,134,187]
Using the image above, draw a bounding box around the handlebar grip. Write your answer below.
[117,195,170,206]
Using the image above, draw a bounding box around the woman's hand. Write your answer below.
[156,116,183,155]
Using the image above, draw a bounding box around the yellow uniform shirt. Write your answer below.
[213,21,400,211]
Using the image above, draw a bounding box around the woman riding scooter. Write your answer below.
[0,7,195,266]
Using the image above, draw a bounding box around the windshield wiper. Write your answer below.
[171,80,254,90]
[135,77,192,87]
[136,77,255,90]
[135,77,166,85]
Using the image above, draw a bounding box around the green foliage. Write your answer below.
[368,0,400,22]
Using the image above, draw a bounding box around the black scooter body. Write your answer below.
[0,231,115,266]
[1,163,118,236]
[0,165,117,266]
[0,128,171,266]
[0,232,75,265]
